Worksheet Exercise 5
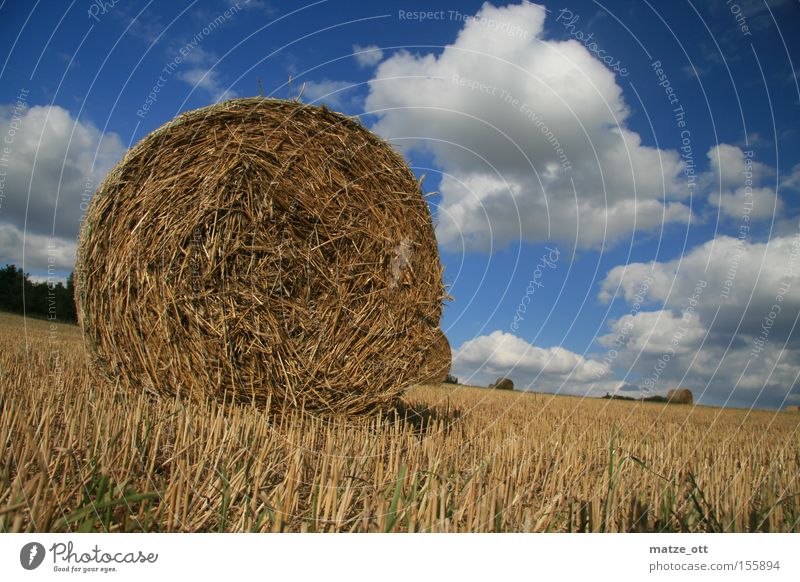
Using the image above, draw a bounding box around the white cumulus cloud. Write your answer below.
[0,223,77,271]
[300,79,360,110]
[597,233,800,407]
[352,44,384,68]
[0,104,125,272]
[364,1,690,252]
[705,144,781,220]
[599,233,800,341]
[452,330,610,389]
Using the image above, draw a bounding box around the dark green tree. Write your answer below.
[0,264,77,322]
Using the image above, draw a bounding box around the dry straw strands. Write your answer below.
[667,388,694,405]
[490,378,514,391]
[417,329,451,384]
[4,312,799,533]
[76,97,445,415]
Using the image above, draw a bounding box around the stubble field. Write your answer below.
[1,312,798,532]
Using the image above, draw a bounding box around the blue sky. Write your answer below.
[1,0,799,408]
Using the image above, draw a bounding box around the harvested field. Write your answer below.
[2,312,799,532]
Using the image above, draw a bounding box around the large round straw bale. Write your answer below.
[490,378,514,391]
[417,329,451,384]
[76,98,444,415]
[667,388,693,405]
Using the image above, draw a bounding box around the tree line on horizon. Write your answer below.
[0,264,77,322]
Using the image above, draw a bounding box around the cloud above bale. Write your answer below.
[365,1,690,252]
[0,223,77,272]
[301,79,360,110]
[0,104,124,272]
[452,330,609,389]
[599,233,800,343]
[352,44,384,68]
[705,144,781,220]
[597,232,800,407]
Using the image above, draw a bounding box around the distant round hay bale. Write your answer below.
[76,97,444,415]
[417,329,451,384]
[490,377,514,391]
[667,388,693,405]
[784,405,800,412]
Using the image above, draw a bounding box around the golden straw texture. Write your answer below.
[76,97,445,415]
[667,388,694,405]
[417,329,451,384]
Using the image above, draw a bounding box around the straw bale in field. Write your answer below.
[490,378,514,391]
[667,388,693,405]
[76,98,445,415]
